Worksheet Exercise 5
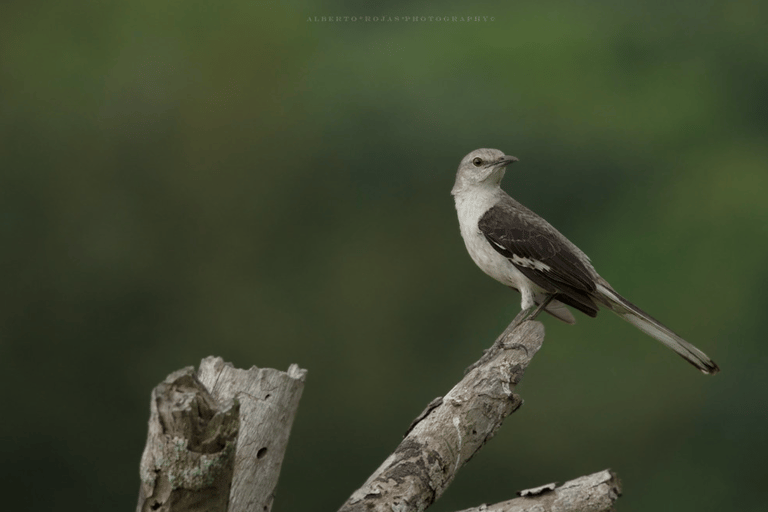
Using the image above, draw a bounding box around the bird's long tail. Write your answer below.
[596,283,720,375]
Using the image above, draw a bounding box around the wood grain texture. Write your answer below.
[197,357,307,512]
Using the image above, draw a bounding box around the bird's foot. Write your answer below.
[508,306,534,330]
[507,295,554,330]
[464,296,555,375]
[465,305,535,374]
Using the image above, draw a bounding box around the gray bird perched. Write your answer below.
[452,148,719,374]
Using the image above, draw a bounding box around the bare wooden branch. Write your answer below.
[137,331,623,512]
[454,469,622,512]
[137,367,240,512]
[339,320,545,512]
[137,358,307,512]
[197,357,307,512]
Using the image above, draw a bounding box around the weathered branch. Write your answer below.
[137,328,623,512]
[137,367,240,512]
[454,469,622,512]
[339,320,545,512]
[197,357,307,512]
[137,358,306,512]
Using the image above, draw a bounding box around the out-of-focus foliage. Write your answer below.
[1,1,766,510]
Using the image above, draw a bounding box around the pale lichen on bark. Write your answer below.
[137,367,240,512]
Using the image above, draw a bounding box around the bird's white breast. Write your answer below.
[453,187,531,291]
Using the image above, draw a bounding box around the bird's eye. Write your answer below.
[472,157,483,167]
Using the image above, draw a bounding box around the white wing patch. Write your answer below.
[485,238,552,272]
[511,254,551,272]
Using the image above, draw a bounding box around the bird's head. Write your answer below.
[451,148,519,195]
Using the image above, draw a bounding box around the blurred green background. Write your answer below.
[2,0,767,510]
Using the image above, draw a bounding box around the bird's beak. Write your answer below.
[481,155,518,185]
[498,155,519,167]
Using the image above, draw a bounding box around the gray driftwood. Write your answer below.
[197,357,307,512]
[137,367,240,512]
[339,320,546,512]
[454,469,622,512]
[137,358,306,512]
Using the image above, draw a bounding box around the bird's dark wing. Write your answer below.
[478,199,600,317]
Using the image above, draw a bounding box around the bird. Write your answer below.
[452,148,719,374]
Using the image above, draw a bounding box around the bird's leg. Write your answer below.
[504,293,554,333]
[464,308,529,374]
[529,294,555,321]
[504,287,548,330]
[504,287,536,328]
[464,292,553,375]
[506,305,535,332]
